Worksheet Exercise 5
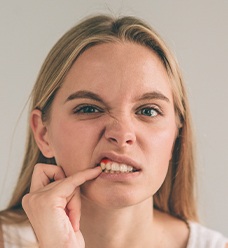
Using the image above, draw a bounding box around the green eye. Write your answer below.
[74,105,103,114]
[78,106,99,113]
[136,107,159,117]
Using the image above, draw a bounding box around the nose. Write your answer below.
[104,116,136,147]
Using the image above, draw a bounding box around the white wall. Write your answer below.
[0,0,227,236]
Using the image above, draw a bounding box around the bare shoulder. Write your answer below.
[154,209,190,248]
[225,243,228,248]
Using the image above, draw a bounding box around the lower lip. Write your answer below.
[98,170,141,181]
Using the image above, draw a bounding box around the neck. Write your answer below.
[80,197,157,248]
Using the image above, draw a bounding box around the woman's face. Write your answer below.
[43,42,178,208]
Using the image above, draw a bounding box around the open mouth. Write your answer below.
[98,158,139,173]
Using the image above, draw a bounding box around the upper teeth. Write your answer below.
[100,161,134,173]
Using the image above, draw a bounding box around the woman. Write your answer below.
[0,15,227,247]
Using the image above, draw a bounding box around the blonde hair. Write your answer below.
[1,14,197,224]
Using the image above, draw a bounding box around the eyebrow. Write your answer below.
[65,90,170,104]
[137,91,170,103]
[65,90,104,104]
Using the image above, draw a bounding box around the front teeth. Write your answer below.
[100,161,134,173]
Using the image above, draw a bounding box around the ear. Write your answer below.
[30,109,54,158]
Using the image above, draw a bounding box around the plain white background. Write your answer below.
[0,0,227,236]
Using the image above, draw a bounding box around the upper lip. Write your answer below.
[95,152,142,171]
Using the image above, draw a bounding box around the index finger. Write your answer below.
[50,166,102,198]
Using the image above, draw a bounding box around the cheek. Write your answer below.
[143,125,177,190]
[144,123,177,160]
[48,120,101,175]
[157,129,176,160]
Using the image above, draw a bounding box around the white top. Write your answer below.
[2,221,228,247]
[187,221,228,248]
[2,224,37,248]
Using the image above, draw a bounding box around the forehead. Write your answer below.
[58,42,172,102]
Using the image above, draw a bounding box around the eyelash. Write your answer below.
[136,105,163,118]
[73,104,104,114]
[73,104,163,118]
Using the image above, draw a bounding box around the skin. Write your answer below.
[23,42,189,247]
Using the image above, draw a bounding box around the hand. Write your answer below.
[22,163,102,248]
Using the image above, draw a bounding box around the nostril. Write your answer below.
[108,137,134,146]
[109,137,118,143]
[126,140,133,145]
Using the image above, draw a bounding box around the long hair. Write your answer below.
[0,14,197,223]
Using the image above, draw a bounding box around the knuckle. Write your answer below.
[22,192,50,209]
[22,193,38,211]
[33,163,65,176]
[21,193,29,208]
[33,163,46,172]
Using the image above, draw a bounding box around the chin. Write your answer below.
[81,182,151,209]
